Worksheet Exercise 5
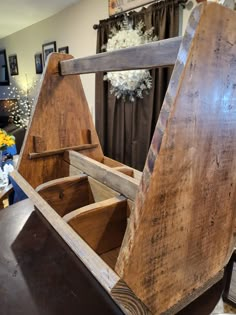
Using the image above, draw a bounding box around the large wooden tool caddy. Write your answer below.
[8,3,236,314]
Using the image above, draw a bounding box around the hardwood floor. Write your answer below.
[211,299,236,314]
[224,303,236,314]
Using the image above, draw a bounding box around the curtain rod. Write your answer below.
[93,0,188,29]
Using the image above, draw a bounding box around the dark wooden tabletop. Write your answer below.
[0,199,124,315]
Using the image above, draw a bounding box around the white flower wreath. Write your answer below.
[103,19,157,102]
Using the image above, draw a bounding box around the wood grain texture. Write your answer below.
[116,3,236,314]
[80,129,92,144]
[120,0,204,242]
[103,157,142,181]
[10,170,120,290]
[100,247,121,269]
[64,196,128,254]
[177,274,225,315]
[88,177,120,202]
[61,159,123,201]
[111,280,152,315]
[36,175,94,217]
[33,135,46,152]
[102,156,124,167]
[64,150,139,201]
[60,37,182,75]
[29,144,98,159]
[17,53,103,188]
[10,170,150,315]
[162,271,224,315]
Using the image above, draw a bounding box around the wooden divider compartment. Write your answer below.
[36,172,132,269]
[64,196,132,269]
[36,174,120,216]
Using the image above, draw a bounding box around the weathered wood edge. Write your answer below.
[10,171,119,289]
[16,53,104,186]
[111,280,152,315]
[60,37,182,75]
[64,150,139,201]
[16,54,71,170]
[10,170,152,315]
[116,3,204,278]
[63,196,126,223]
[35,174,88,192]
[116,3,232,314]
[161,271,224,315]
[29,144,99,159]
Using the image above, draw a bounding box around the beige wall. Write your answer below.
[0,0,108,118]
[181,1,197,35]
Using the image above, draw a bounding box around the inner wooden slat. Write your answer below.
[64,150,139,201]
[29,144,98,159]
[63,196,128,255]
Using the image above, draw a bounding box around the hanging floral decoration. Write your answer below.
[103,18,157,102]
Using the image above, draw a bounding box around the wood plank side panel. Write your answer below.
[60,37,182,75]
[117,0,204,279]
[10,170,151,315]
[117,3,236,314]
[10,170,119,290]
[17,53,103,188]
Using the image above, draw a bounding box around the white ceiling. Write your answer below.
[0,0,80,39]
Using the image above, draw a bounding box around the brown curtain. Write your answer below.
[95,0,180,170]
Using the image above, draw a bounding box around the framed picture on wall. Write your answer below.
[42,41,57,64]
[108,0,155,16]
[34,53,43,74]
[58,46,69,54]
[8,54,19,76]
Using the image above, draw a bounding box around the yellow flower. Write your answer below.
[0,129,15,150]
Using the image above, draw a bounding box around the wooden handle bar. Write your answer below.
[60,36,182,76]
